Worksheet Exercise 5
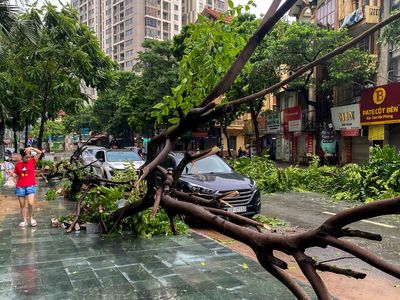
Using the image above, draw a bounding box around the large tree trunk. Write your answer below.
[12,117,18,153]
[222,123,232,158]
[249,101,261,155]
[37,110,46,150]
[24,119,29,148]
[59,8,400,300]
[38,80,51,149]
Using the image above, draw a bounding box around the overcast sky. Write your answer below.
[36,0,273,17]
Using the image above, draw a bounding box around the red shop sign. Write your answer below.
[360,82,400,125]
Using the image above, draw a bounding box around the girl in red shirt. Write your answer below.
[7,147,43,227]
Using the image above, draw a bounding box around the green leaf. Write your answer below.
[168,117,180,124]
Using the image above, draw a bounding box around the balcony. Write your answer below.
[341,5,380,29]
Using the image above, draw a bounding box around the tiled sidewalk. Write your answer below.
[0,188,310,299]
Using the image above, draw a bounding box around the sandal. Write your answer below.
[30,219,37,227]
[19,221,28,227]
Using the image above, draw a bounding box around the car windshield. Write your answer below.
[106,151,142,162]
[182,155,232,174]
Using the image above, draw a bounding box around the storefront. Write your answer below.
[360,82,400,158]
[279,106,303,162]
[331,104,361,164]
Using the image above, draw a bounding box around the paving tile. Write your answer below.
[0,189,315,299]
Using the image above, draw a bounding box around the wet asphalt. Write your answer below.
[261,192,400,281]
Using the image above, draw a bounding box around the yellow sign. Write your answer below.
[373,87,386,105]
[368,125,384,140]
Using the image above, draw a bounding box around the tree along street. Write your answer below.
[261,192,400,281]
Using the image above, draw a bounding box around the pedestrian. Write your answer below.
[6,147,43,227]
[238,147,243,157]
[2,155,15,188]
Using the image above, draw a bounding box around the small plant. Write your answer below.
[45,189,57,201]
[253,215,286,227]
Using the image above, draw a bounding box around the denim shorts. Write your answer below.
[15,185,36,197]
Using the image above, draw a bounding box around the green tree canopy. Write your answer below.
[1,3,116,149]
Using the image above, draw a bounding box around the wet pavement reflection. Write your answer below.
[0,184,313,299]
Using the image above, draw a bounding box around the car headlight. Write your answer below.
[187,183,216,195]
[250,179,257,190]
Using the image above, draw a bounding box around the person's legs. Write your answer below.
[18,196,27,226]
[26,186,36,226]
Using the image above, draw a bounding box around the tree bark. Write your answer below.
[249,101,261,155]
[38,79,51,149]
[222,123,232,158]
[12,117,18,153]
[24,119,29,148]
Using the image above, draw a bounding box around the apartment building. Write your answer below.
[71,0,182,71]
[182,0,228,25]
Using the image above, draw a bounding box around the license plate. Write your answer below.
[226,206,247,213]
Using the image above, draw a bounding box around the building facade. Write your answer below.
[284,0,400,165]
[71,0,182,71]
[181,0,228,25]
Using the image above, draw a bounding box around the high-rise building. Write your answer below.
[71,0,182,71]
[181,0,228,25]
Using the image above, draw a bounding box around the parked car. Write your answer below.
[79,145,106,166]
[162,153,261,217]
[93,149,145,179]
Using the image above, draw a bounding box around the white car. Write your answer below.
[93,149,145,179]
[79,146,106,166]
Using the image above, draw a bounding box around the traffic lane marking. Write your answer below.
[322,211,396,229]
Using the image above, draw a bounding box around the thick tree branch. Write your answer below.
[201,0,289,106]
[293,251,331,300]
[209,11,400,112]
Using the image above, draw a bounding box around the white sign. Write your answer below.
[288,120,302,132]
[331,104,361,130]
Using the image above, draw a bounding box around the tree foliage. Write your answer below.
[0,3,115,148]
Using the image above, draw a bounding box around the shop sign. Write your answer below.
[266,112,280,134]
[331,104,361,130]
[282,106,302,132]
[368,125,384,140]
[360,82,400,125]
[341,129,359,136]
[321,125,336,154]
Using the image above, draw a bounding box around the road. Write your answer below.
[261,192,400,279]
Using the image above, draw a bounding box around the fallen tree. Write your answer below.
[52,1,400,299]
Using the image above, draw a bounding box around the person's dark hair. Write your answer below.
[19,149,26,157]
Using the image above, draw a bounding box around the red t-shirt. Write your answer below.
[14,158,36,187]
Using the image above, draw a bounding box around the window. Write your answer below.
[106,37,112,44]
[163,32,169,40]
[106,47,112,54]
[174,24,179,31]
[126,39,133,46]
[316,0,335,28]
[126,60,133,67]
[145,17,157,27]
[126,29,133,35]
[174,14,178,21]
[125,18,133,25]
[125,7,133,15]
[145,27,158,38]
[174,4,178,10]
[126,50,133,57]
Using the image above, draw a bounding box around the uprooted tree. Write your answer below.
[51,1,400,299]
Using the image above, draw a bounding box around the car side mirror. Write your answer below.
[95,151,105,163]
